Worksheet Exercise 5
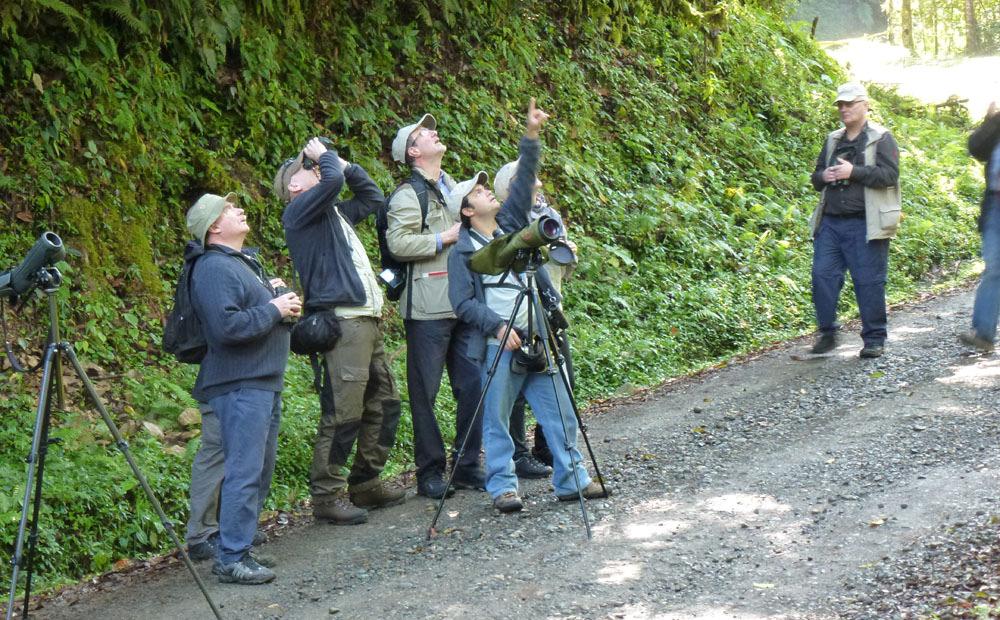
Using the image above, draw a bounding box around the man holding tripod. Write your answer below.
[447,99,608,512]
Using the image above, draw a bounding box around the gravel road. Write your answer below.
[29,287,1000,619]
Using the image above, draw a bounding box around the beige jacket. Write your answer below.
[809,121,902,241]
[385,168,458,320]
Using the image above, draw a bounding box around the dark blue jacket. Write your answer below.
[282,152,384,310]
[969,112,1000,229]
[190,245,289,402]
[447,136,560,362]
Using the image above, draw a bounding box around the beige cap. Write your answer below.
[186,192,236,246]
[273,152,305,204]
[835,82,868,103]
[446,171,488,215]
[391,113,436,163]
[493,159,519,203]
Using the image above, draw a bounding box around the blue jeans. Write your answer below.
[481,344,590,499]
[972,194,1000,341]
[812,216,890,346]
[208,388,282,565]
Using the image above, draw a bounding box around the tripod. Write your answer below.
[4,269,222,620]
[427,251,607,540]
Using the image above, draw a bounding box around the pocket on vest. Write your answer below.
[877,201,901,231]
[412,273,452,315]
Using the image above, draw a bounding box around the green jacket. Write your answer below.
[385,167,458,320]
[809,121,902,241]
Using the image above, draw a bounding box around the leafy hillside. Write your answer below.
[0,0,982,591]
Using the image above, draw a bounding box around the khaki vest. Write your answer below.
[809,121,902,241]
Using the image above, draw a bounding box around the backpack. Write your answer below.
[375,171,438,301]
[162,241,212,364]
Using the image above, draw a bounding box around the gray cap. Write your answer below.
[835,82,868,103]
[273,152,305,204]
[391,113,436,163]
[493,159,519,203]
[186,192,236,246]
[446,171,488,215]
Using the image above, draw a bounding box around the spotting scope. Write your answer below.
[470,216,573,275]
[0,232,65,301]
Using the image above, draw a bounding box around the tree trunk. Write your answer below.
[901,0,914,50]
[886,0,897,44]
[965,0,982,55]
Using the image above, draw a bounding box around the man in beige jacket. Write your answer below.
[386,116,484,498]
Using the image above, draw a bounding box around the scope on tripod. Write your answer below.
[470,215,568,276]
[0,232,65,302]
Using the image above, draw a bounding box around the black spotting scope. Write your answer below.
[0,232,66,301]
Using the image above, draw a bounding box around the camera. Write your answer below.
[273,285,297,325]
[379,268,406,301]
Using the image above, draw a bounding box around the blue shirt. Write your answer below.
[989,141,1000,192]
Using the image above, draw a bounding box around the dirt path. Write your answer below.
[823,36,1000,117]
[27,287,1000,619]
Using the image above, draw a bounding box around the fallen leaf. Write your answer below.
[869,517,885,527]
[142,421,164,440]
[753,582,775,589]
[15,211,33,222]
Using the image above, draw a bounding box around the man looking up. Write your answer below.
[447,99,609,512]
[275,138,405,524]
[387,116,484,498]
[808,82,901,359]
[186,193,301,584]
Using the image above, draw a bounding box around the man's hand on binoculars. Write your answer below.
[525,97,550,139]
[497,325,522,351]
[303,137,328,162]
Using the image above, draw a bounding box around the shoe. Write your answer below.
[810,332,838,354]
[859,345,884,359]
[557,481,611,502]
[313,495,368,525]
[186,535,218,562]
[350,482,406,509]
[492,491,523,513]
[515,455,552,479]
[417,474,456,499]
[248,548,277,568]
[531,446,553,468]
[451,466,486,491]
[959,330,994,352]
[252,530,268,546]
[212,555,275,585]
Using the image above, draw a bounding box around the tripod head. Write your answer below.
[0,232,65,303]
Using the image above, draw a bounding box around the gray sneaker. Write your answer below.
[492,491,523,513]
[213,555,275,585]
[959,330,994,352]
[186,535,218,562]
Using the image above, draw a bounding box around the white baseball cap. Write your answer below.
[446,171,488,215]
[835,82,868,103]
[391,113,436,163]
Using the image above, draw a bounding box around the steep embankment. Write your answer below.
[0,1,981,592]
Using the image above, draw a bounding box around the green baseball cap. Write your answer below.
[186,192,236,246]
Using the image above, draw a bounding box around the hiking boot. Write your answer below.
[186,535,218,562]
[515,455,552,479]
[451,466,486,491]
[417,474,456,499]
[959,330,994,352]
[557,481,611,502]
[212,555,275,585]
[350,482,406,509]
[248,548,277,568]
[859,344,884,359]
[810,332,838,354]
[313,495,368,525]
[252,530,268,546]
[492,491,523,513]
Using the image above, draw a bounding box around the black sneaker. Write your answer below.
[213,555,275,585]
[451,466,486,491]
[859,344,884,359]
[492,491,523,513]
[531,445,553,468]
[515,455,552,479]
[252,530,268,546]
[810,332,838,354]
[417,474,456,499]
[186,535,218,562]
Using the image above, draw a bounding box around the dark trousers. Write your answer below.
[404,318,483,480]
[812,216,890,346]
[509,332,575,459]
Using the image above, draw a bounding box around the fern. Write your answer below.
[94,0,151,36]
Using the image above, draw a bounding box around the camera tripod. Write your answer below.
[427,251,607,540]
[4,269,222,619]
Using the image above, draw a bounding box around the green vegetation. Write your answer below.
[0,0,983,593]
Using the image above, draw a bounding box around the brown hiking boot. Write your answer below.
[313,494,368,525]
[349,482,406,509]
[557,481,611,502]
[492,491,523,513]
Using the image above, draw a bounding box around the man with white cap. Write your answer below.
[447,99,609,512]
[807,81,901,359]
[386,115,484,499]
[185,193,301,584]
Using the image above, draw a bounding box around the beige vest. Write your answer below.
[809,121,902,241]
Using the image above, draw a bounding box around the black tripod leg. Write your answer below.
[62,344,223,620]
[540,313,608,497]
[5,343,57,620]
[426,290,527,540]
